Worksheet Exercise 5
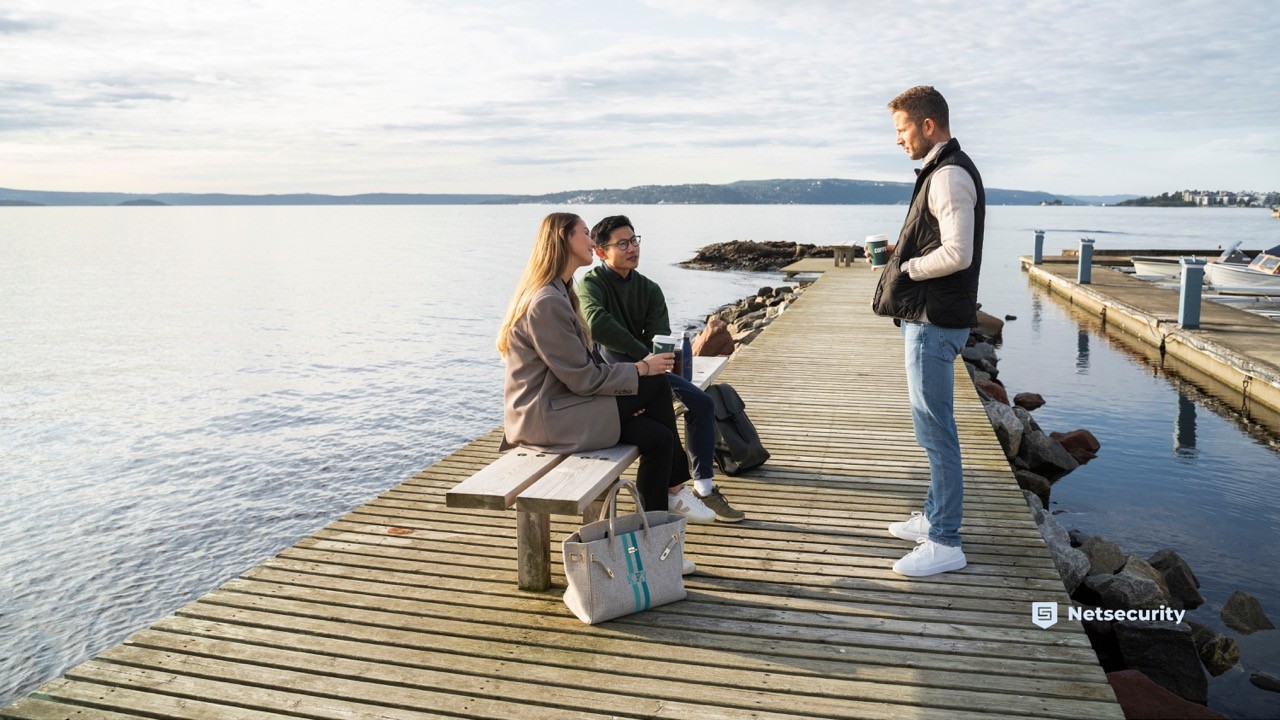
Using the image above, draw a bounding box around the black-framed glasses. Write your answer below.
[600,235,641,250]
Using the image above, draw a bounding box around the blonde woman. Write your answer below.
[498,213,712,566]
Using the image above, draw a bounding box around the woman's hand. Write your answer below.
[637,352,674,376]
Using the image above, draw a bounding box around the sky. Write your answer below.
[1,0,1277,196]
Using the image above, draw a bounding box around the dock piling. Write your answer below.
[1078,238,1095,284]
[1178,257,1207,329]
[1033,230,1044,265]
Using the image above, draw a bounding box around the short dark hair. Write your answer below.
[888,85,949,131]
[590,215,634,246]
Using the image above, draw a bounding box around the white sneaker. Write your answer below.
[888,511,931,542]
[668,486,716,524]
[682,559,697,575]
[892,538,967,577]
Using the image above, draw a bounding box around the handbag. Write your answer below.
[561,480,687,625]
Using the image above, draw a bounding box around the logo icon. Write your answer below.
[1032,601,1059,629]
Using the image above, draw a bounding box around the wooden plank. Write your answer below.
[515,443,640,516]
[445,447,565,510]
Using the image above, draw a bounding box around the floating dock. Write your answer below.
[4,265,1122,720]
[1022,257,1280,416]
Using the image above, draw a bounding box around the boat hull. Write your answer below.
[1204,262,1280,295]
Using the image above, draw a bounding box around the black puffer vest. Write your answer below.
[871,138,985,328]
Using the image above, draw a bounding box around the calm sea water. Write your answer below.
[2,205,1278,717]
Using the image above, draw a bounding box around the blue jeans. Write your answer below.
[901,320,971,547]
[665,372,717,481]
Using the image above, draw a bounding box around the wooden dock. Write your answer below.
[1023,257,1280,416]
[3,265,1123,720]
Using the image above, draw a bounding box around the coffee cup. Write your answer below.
[651,334,676,354]
[865,234,890,267]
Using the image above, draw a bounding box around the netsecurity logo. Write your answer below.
[1031,601,1059,629]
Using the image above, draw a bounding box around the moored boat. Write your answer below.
[1205,244,1280,295]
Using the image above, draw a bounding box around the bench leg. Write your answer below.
[516,510,551,592]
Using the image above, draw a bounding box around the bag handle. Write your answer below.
[601,480,651,540]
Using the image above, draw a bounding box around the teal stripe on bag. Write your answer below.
[622,533,642,612]
[623,532,651,611]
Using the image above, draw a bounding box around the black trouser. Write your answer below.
[615,374,690,513]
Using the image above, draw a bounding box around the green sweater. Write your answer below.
[579,265,671,362]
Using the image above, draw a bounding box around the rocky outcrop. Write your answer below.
[704,284,809,352]
[1113,621,1208,705]
[1106,670,1226,720]
[1220,590,1276,634]
[681,241,847,271]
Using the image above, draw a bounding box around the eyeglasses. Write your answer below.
[600,235,641,250]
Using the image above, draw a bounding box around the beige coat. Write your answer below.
[503,279,638,453]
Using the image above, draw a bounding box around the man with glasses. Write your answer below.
[581,215,745,523]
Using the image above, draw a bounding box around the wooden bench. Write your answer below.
[447,355,730,591]
[832,240,858,267]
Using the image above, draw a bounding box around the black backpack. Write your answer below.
[706,383,770,475]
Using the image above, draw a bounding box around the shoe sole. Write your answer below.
[714,514,745,523]
[672,509,717,524]
[891,557,967,577]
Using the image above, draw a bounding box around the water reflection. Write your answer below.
[1175,393,1199,459]
[1075,329,1090,373]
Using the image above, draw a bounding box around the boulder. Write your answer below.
[1051,428,1101,453]
[765,305,782,320]
[1005,314,1018,321]
[1086,573,1167,611]
[983,401,1023,458]
[757,286,774,298]
[773,285,794,297]
[767,294,787,307]
[1121,555,1172,597]
[974,310,1005,339]
[961,341,998,366]
[973,369,992,384]
[1017,428,1080,481]
[1148,550,1204,609]
[976,379,1009,405]
[1013,392,1046,411]
[731,328,762,346]
[1021,489,1044,512]
[974,358,999,379]
[1076,602,1124,672]
[692,319,734,357]
[1251,671,1280,693]
[1197,633,1239,676]
[1080,535,1126,576]
[1032,507,1088,593]
[1106,670,1226,720]
[1113,621,1208,705]
[1220,590,1276,634]
[1014,470,1050,509]
[1013,406,1042,434]
[1068,528,1089,548]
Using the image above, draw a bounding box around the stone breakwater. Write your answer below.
[687,282,812,357]
[968,308,1277,716]
[680,240,852,272]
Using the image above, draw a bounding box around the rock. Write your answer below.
[1013,406,1042,434]
[1065,446,1098,464]
[1251,671,1280,693]
[1014,470,1050,509]
[773,285,794,297]
[974,310,1005,339]
[1086,573,1167,611]
[961,341,998,366]
[1080,536,1126,575]
[1005,314,1017,321]
[976,379,1009,405]
[1113,621,1208,705]
[1076,602,1125,672]
[731,328,762,346]
[692,319,734,357]
[757,286,774,298]
[1197,634,1239,676]
[1186,620,1214,648]
[973,369,992,384]
[1021,489,1043,512]
[1017,428,1079,481]
[1149,550,1204,609]
[765,305,782,320]
[983,401,1023,458]
[1221,590,1276,634]
[1121,555,1172,597]
[1051,429,1101,453]
[1031,507,1089,594]
[974,358,999,379]
[1013,392,1046,411]
[1106,670,1226,720]
[1068,528,1089,548]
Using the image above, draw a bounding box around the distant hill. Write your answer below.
[493,178,1069,206]
[0,199,43,206]
[117,199,169,206]
[1065,194,1141,206]
[1,179,1072,207]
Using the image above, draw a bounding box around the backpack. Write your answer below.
[706,383,770,475]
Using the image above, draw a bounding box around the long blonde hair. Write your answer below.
[497,212,593,356]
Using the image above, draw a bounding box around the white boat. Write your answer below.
[1204,244,1280,295]
[1130,242,1249,280]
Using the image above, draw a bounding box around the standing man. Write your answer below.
[580,215,746,523]
[871,86,985,577]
